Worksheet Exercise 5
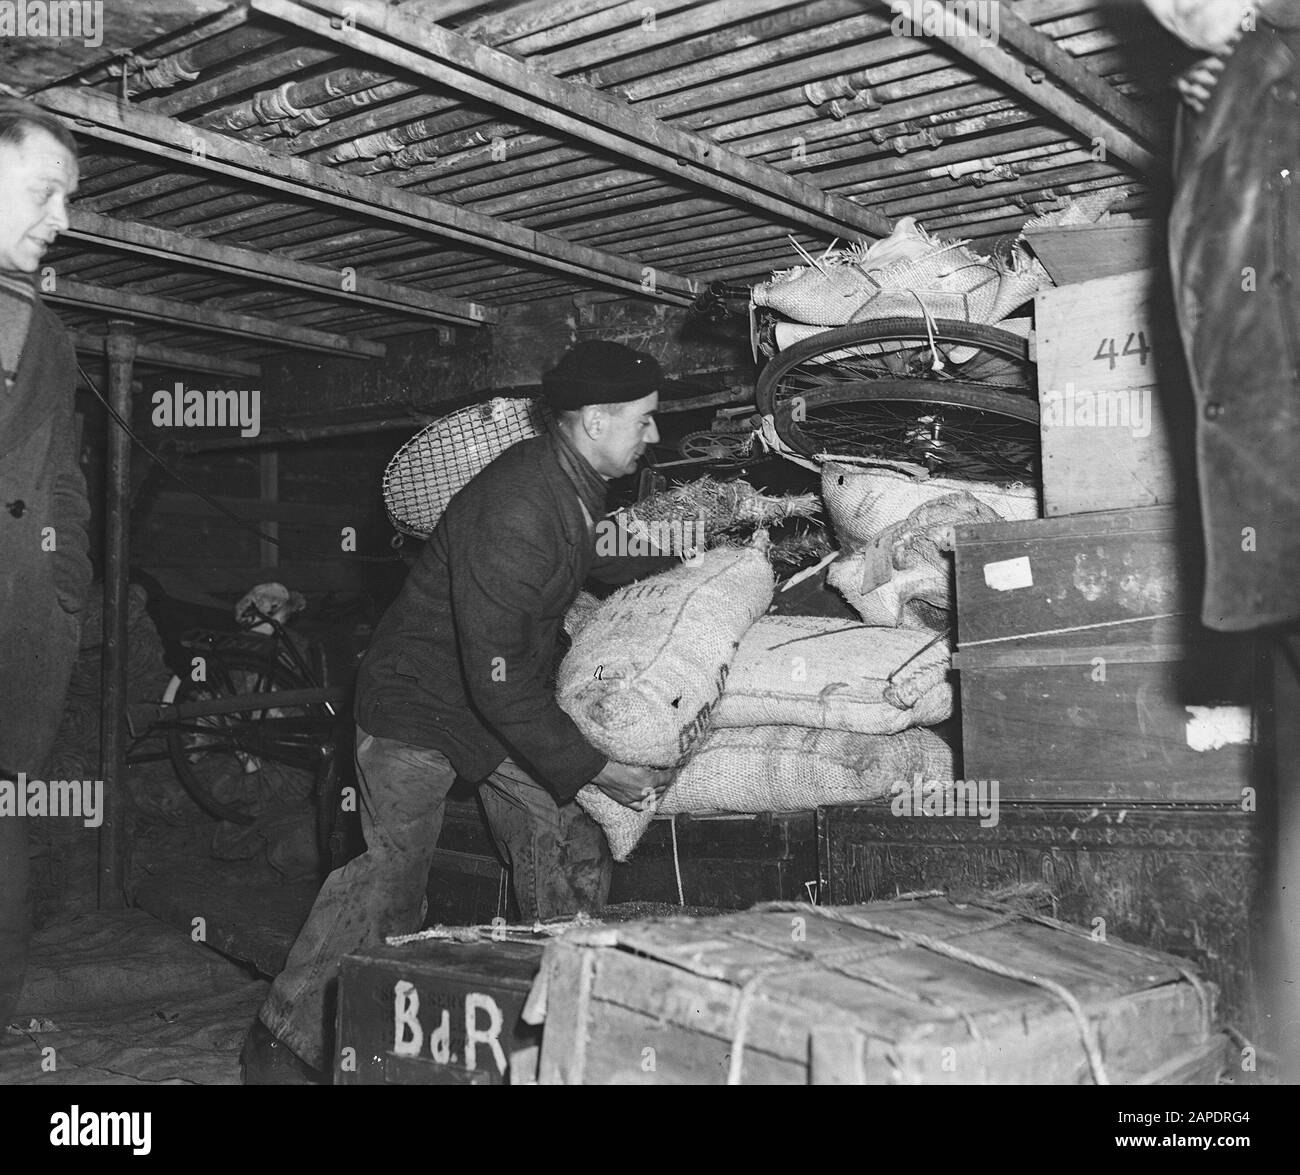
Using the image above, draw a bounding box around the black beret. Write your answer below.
[542,340,662,410]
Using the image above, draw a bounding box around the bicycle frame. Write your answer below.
[126,607,346,767]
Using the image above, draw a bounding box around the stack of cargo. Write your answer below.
[555,480,958,860]
[818,238,1265,1035]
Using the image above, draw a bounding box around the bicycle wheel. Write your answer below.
[165,653,327,824]
[756,317,1039,482]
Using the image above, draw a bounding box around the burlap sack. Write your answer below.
[828,492,1001,627]
[662,725,954,815]
[556,544,774,766]
[574,784,656,863]
[711,617,952,734]
[822,461,1039,547]
[578,724,955,858]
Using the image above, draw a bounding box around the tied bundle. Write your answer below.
[750,219,1009,328]
[827,492,1002,629]
[821,461,1039,631]
[608,476,820,557]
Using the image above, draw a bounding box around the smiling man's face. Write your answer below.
[0,127,78,273]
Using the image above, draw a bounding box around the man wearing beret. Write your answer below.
[244,340,674,1083]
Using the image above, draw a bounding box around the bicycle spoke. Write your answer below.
[757,318,1039,480]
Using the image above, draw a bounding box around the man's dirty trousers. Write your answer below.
[259,724,611,1071]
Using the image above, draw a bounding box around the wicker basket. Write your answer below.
[382,397,549,538]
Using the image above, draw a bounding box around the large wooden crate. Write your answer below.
[335,939,544,1085]
[1034,268,1196,517]
[525,896,1228,1085]
[952,507,1260,804]
[817,803,1266,1035]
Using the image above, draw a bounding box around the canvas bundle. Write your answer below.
[750,218,1015,328]
[556,544,774,767]
[821,460,1040,549]
[828,492,1002,628]
[711,616,953,734]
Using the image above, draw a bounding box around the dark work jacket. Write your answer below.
[1169,12,1300,630]
[355,433,674,803]
[0,287,92,771]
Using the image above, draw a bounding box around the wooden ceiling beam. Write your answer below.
[881,1,1161,174]
[69,330,263,379]
[47,278,386,358]
[250,0,895,241]
[38,86,697,304]
[66,209,496,327]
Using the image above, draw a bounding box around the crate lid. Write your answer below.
[529,896,1215,1084]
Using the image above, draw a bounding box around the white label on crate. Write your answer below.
[1184,706,1253,752]
[983,556,1033,591]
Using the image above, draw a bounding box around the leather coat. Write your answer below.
[1169,11,1300,630]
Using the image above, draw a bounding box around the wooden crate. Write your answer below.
[609,811,820,908]
[1023,219,1159,286]
[335,940,545,1085]
[525,896,1229,1085]
[952,507,1260,804]
[431,799,820,916]
[817,803,1266,1035]
[1034,268,1196,517]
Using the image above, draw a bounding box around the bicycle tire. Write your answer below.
[165,653,324,825]
[756,317,1039,478]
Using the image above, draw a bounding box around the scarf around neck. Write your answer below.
[548,422,608,533]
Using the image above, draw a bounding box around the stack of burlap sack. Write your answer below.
[557,538,957,860]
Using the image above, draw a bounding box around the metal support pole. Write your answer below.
[99,320,135,909]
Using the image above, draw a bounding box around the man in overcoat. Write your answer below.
[0,98,92,1028]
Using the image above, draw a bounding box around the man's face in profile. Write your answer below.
[0,127,78,273]
[588,393,660,479]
